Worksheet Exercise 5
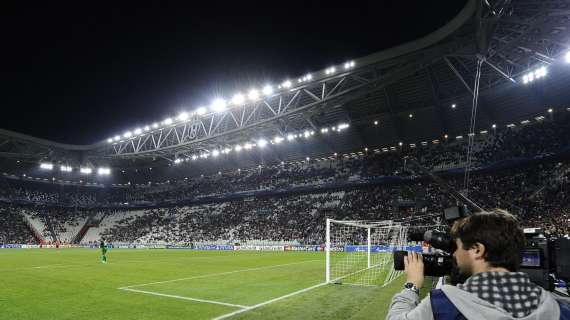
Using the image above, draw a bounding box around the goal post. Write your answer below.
[325,218,408,287]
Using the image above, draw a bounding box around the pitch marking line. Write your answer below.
[118,259,320,289]
[212,282,328,320]
[32,264,66,269]
[119,288,250,309]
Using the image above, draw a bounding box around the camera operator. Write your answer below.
[387,209,568,319]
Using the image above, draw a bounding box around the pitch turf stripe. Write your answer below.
[119,259,321,289]
[212,282,328,320]
[119,288,250,309]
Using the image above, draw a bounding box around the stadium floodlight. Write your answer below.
[123,131,132,138]
[152,123,159,129]
[211,98,227,112]
[113,135,121,141]
[97,167,111,175]
[40,163,54,170]
[492,124,497,129]
[565,51,570,63]
[398,142,403,146]
[304,73,312,81]
[303,130,311,138]
[107,138,113,143]
[321,128,329,133]
[244,143,253,150]
[344,60,355,70]
[234,144,242,152]
[60,165,72,172]
[451,104,456,109]
[409,114,413,118]
[191,155,198,160]
[196,106,207,115]
[174,159,182,164]
[306,157,310,161]
[231,93,245,105]
[325,67,336,75]
[163,118,173,125]
[134,128,142,135]
[548,108,553,113]
[143,126,150,132]
[374,120,378,125]
[212,150,220,157]
[224,147,231,154]
[80,167,92,174]
[274,136,284,144]
[177,112,189,121]
[282,80,292,88]
[248,89,260,101]
[262,85,273,96]
[287,134,295,141]
[257,138,268,148]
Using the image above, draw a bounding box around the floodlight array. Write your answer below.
[522,66,548,84]
[40,163,53,170]
[172,122,350,165]
[108,60,357,144]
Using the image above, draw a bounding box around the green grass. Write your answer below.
[0,248,407,319]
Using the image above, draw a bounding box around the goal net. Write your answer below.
[325,219,408,287]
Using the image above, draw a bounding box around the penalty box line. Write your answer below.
[118,259,320,289]
[119,288,250,309]
[212,282,328,320]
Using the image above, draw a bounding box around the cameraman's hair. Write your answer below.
[450,209,526,271]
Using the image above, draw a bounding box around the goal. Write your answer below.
[325,219,407,287]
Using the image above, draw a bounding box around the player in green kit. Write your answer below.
[100,239,108,264]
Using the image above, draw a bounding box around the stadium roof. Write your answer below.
[2,0,570,178]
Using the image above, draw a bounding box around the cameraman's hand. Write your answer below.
[404,251,424,288]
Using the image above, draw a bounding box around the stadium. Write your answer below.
[1,1,570,319]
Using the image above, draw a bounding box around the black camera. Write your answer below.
[393,230,454,277]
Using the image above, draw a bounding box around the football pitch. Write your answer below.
[0,248,406,319]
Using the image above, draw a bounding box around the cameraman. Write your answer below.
[387,209,566,319]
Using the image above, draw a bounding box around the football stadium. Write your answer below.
[2,1,570,319]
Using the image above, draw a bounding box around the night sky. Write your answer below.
[0,1,467,145]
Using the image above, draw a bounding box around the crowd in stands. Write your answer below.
[0,112,569,244]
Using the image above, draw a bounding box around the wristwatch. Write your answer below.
[403,282,420,295]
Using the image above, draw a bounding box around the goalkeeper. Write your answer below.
[100,239,108,264]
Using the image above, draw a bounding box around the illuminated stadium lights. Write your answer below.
[97,168,111,175]
[507,123,516,128]
[174,159,182,164]
[282,80,292,88]
[262,85,273,96]
[123,131,132,138]
[40,163,54,170]
[444,134,449,139]
[535,116,545,121]
[273,136,284,144]
[409,114,413,118]
[60,165,72,172]
[152,123,159,129]
[163,118,173,125]
[306,157,310,161]
[134,128,142,135]
[212,150,220,157]
[257,138,268,148]
[223,147,232,154]
[191,155,198,160]
[374,120,378,125]
[244,143,253,150]
[480,130,488,134]
[113,135,121,142]
[303,130,311,138]
[248,89,260,101]
[107,138,113,143]
[325,67,336,75]
[522,66,547,84]
[79,167,92,174]
[456,135,463,140]
[451,104,456,109]
[287,134,295,141]
[344,60,355,70]
[196,106,207,115]
[231,93,245,105]
[337,123,350,131]
[211,98,227,112]
[398,142,403,146]
[521,120,530,125]
[234,144,242,152]
[548,108,553,113]
[492,124,497,129]
[320,128,329,133]
[177,112,189,121]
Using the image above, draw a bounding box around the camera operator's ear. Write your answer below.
[471,242,486,259]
